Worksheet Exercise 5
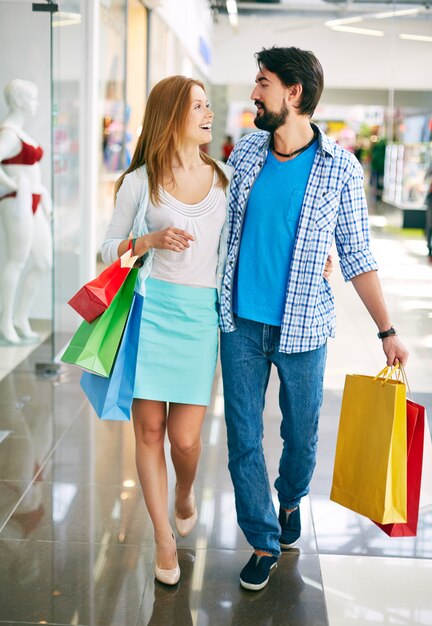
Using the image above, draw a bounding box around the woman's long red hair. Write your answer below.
[114,75,228,204]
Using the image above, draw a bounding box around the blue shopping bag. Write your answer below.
[80,291,143,420]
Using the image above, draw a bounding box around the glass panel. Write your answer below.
[98,0,127,252]
[0,0,52,358]
[51,0,85,358]
[127,0,148,157]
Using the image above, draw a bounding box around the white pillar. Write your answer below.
[79,0,100,284]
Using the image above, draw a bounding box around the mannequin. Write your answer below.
[0,79,52,344]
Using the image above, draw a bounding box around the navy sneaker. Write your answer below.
[279,505,301,550]
[239,553,278,591]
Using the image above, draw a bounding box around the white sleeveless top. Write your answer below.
[147,175,227,288]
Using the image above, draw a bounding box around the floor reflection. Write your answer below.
[139,549,326,626]
[0,228,431,624]
[312,495,432,559]
[145,552,195,626]
[0,373,53,535]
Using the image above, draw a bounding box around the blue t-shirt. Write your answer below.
[233,140,318,326]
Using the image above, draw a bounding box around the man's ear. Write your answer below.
[287,83,303,105]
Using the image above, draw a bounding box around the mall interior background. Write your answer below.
[0,0,430,363]
[0,1,431,624]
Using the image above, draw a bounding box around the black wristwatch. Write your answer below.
[377,326,397,340]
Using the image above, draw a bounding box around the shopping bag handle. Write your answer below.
[120,247,139,268]
[373,362,400,385]
[399,362,413,400]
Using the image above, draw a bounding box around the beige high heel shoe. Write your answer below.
[175,488,198,537]
[154,533,180,586]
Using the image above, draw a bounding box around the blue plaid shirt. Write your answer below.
[219,125,378,353]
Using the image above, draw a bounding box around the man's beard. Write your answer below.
[254,99,288,132]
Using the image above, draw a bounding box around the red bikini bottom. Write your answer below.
[0,191,42,214]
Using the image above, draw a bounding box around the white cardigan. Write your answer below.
[101,162,233,298]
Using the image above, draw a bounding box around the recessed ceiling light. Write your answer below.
[331,26,384,37]
[325,17,363,27]
[52,12,81,27]
[226,0,238,28]
[226,0,237,15]
[399,33,432,43]
[374,8,420,19]
[228,13,238,27]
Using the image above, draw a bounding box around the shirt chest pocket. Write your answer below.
[314,190,340,232]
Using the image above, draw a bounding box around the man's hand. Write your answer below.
[382,335,409,367]
[323,254,333,280]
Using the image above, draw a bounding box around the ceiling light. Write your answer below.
[325,17,363,27]
[226,0,237,15]
[228,13,238,27]
[374,8,420,19]
[331,26,384,37]
[226,0,238,28]
[399,33,432,43]
[52,12,81,27]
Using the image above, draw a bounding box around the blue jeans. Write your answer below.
[220,316,327,557]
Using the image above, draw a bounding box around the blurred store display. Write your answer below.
[383,142,432,228]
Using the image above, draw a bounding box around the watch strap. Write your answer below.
[377,326,397,340]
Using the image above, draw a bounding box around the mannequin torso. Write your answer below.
[0,80,52,344]
[0,120,44,191]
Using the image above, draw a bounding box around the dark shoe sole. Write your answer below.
[239,562,277,591]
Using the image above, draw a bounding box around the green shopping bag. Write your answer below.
[61,268,137,377]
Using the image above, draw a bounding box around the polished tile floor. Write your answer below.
[0,223,431,625]
[0,319,51,382]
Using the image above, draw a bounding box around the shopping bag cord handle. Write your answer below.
[373,363,400,385]
[399,362,413,400]
[372,362,412,397]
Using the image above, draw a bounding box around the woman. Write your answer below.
[102,76,332,586]
[102,76,230,586]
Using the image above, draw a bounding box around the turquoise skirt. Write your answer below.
[133,278,218,405]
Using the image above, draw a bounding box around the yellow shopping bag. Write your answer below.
[330,364,407,524]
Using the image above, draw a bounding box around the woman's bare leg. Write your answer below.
[132,398,176,569]
[167,403,207,518]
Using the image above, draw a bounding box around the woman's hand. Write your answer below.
[145,227,194,253]
[323,254,333,280]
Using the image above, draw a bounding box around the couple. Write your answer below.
[101,46,408,592]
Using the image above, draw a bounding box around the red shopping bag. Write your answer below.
[68,247,138,323]
[420,412,432,510]
[374,399,425,537]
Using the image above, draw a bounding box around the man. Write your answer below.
[219,47,409,592]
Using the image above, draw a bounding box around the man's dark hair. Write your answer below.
[255,46,324,117]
